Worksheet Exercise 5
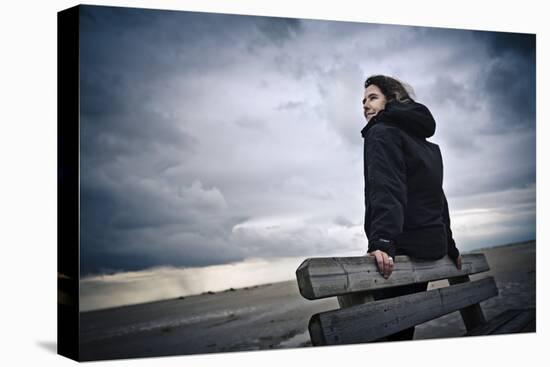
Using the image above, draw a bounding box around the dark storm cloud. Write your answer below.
[80,6,258,84]
[80,248,159,276]
[406,29,535,196]
[481,52,536,132]
[80,71,198,151]
[78,5,535,277]
[80,5,158,32]
[78,6,253,275]
[256,16,302,45]
[80,160,247,273]
[429,75,473,109]
[451,161,536,197]
[80,6,304,81]
[480,31,536,58]
[427,31,536,135]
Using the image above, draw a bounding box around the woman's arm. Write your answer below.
[364,124,407,261]
[442,190,461,268]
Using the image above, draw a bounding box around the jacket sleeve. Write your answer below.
[442,190,460,261]
[364,125,407,258]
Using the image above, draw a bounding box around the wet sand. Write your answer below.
[79,240,536,361]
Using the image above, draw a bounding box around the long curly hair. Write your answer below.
[364,75,416,104]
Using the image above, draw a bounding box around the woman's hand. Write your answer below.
[454,254,462,270]
[367,249,394,279]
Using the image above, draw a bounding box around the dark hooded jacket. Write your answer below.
[361,100,459,261]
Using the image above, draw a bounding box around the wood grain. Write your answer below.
[309,277,498,345]
[296,254,489,300]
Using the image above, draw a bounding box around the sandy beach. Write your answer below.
[79,240,536,361]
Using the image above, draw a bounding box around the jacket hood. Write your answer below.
[361,100,436,139]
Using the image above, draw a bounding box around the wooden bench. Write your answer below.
[295,254,535,345]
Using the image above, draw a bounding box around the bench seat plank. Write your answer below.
[296,254,490,300]
[309,277,497,345]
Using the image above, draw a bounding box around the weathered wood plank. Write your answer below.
[296,254,489,300]
[309,277,497,345]
[449,275,488,331]
[337,292,374,308]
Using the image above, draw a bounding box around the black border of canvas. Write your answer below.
[57,5,80,361]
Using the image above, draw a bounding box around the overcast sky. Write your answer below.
[78,5,535,308]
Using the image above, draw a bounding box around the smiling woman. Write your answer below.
[362,75,414,122]
[360,74,462,341]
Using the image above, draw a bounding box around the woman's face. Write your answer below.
[363,84,387,122]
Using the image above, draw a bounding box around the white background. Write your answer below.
[0,0,547,366]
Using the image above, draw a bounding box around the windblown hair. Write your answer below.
[364,75,416,103]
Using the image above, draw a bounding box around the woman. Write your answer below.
[361,75,461,341]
